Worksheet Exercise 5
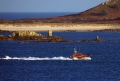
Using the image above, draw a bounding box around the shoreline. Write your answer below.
[0,23,120,32]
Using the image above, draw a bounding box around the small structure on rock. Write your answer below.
[95,36,103,42]
[48,30,52,37]
[96,36,100,41]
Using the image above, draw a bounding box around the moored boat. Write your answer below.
[70,47,91,60]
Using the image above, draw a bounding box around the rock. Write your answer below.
[12,31,41,37]
[81,36,104,42]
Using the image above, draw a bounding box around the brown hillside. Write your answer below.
[47,0,120,24]
[38,0,120,24]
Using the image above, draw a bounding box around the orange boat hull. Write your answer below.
[70,53,91,60]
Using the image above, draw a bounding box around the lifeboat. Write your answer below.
[70,47,91,60]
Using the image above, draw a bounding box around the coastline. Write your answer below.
[0,23,120,32]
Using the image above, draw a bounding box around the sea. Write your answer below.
[0,31,120,81]
[0,13,120,81]
[0,12,78,20]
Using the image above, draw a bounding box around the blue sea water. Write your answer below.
[0,12,78,20]
[0,32,120,81]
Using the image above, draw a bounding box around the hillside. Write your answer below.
[39,0,120,24]
[1,0,120,24]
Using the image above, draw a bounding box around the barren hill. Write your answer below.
[37,0,120,24]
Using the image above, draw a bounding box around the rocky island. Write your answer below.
[0,30,105,43]
[0,31,70,42]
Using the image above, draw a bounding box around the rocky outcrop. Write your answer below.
[81,36,104,42]
[0,31,106,42]
[0,31,69,42]
[12,31,41,37]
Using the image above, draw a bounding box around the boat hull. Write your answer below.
[71,57,91,60]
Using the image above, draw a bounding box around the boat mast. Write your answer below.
[74,47,77,54]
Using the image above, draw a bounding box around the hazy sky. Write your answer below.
[0,0,106,12]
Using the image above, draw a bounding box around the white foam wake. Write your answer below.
[0,56,72,60]
[0,56,91,60]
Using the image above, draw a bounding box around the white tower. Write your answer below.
[48,30,52,37]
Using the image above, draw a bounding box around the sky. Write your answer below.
[0,0,106,12]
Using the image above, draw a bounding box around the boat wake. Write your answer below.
[0,56,91,60]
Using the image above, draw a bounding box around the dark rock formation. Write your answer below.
[81,36,104,42]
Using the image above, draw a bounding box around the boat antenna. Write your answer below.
[74,47,77,54]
